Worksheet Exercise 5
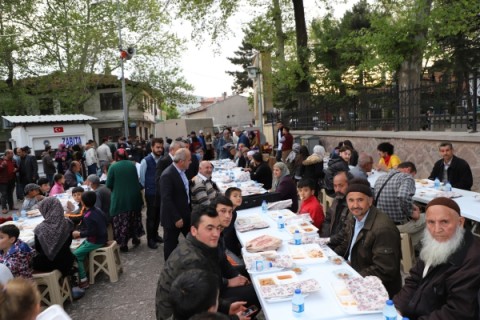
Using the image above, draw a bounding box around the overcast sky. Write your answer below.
[180,0,357,98]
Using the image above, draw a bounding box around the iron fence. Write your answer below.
[276,74,480,132]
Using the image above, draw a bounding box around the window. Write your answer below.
[100,92,123,111]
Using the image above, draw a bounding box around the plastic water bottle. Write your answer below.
[21,210,27,219]
[382,300,397,320]
[277,215,285,230]
[261,200,268,214]
[292,288,305,317]
[444,181,452,192]
[253,260,273,272]
[434,178,440,190]
[12,211,19,222]
[294,230,302,245]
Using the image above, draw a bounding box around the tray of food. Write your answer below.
[256,272,320,302]
[286,221,319,235]
[415,178,434,188]
[242,250,293,273]
[235,215,270,232]
[331,276,388,314]
[26,209,42,218]
[268,210,297,221]
[287,243,327,264]
[245,235,283,253]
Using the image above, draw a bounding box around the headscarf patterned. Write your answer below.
[34,197,73,261]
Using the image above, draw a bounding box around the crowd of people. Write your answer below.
[0,122,479,319]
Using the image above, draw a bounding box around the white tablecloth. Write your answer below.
[236,207,387,320]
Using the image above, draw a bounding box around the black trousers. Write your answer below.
[0,179,15,210]
[145,194,160,241]
[163,225,189,261]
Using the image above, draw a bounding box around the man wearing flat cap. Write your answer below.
[334,178,402,297]
[393,197,480,319]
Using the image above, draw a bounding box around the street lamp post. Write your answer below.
[92,0,129,138]
[247,65,263,135]
[116,0,129,139]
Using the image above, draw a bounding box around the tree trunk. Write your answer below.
[272,0,285,68]
[396,0,433,130]
[292,0,310,109]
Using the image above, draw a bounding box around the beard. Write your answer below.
[420,226,465,268]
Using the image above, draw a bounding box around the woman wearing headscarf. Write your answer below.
[32,197,75,276]
[302,145,325,196]
[285,143,300,175]
[272,162,298,212]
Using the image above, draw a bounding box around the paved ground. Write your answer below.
[64,233,165,320]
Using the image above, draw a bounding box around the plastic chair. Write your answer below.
[89,240,123,284]
[32,270,73,307]
[400,233,415,273]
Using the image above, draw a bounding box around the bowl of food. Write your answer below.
[328,255,344,265]
[333,269,352,279]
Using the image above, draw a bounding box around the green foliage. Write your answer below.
[0,0,192,115]
[163,104,181,120]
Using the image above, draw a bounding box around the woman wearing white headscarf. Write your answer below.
[32,197,75,276]
[302,145,325,196]
[272,162,298,212]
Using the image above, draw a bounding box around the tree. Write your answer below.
[0,0,193,115]
[225,39,254,94]
[175,0,312,108]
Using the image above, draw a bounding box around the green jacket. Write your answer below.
[106,160,143,217]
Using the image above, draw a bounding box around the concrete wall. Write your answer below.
[292,130,480,191]
[207,95,252,127]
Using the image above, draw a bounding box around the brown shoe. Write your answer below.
[78,280,89,289]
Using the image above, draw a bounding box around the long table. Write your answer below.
[236,207,386,320]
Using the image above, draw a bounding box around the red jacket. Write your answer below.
[0,158,17,183]
[281,133,293,151]
[299,195,324,229]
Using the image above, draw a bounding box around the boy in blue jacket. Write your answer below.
[72,191,108,289]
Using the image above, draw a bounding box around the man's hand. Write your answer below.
[229,301,247,315]
[227,275,249,287]
[411,204,421,221]
[175,219,184,229]
[72,231,81,239]
[66,201,75,212]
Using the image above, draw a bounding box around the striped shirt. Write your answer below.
[190,173,220,211]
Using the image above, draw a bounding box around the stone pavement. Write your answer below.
[64,235,165,320]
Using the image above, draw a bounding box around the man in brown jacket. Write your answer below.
[334,178,402,297]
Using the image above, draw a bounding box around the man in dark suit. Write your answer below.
[154,141,184,209]
[428,142,473,190]
[17,146,38,198]
[160,148,192,260]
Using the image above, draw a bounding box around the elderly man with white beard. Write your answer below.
[393,197,480,320]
